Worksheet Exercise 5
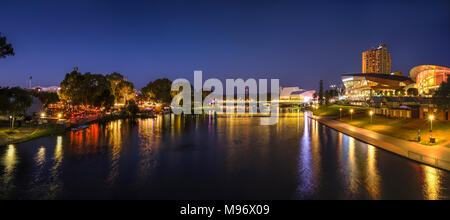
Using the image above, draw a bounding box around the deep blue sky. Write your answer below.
[0,0,449,90]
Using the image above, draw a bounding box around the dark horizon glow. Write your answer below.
[0,0,449,90]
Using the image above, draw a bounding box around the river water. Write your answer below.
[0,113,449,199]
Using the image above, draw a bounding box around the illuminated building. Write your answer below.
[362,44,391,74]
[287,90,316,103]
[409,65,450,96]
[279,87,315,103]
[341,73,413,104]
[279,87,304,100]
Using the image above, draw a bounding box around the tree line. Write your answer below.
[58,70,176,108]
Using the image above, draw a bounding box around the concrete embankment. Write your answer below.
[307,112,450,171]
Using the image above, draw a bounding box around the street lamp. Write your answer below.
[429,115,434,132]
[350,109,354,121]
[9,116,12,128]
[369,111,374,124]
[429,115,435,143]
[339,108,343,120]
[57,113,63,119]
[41,113,46,118]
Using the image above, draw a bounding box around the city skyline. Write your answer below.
[1,0,450,204]
[0,0,449,90]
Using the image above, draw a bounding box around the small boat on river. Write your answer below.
[71,124,89,131]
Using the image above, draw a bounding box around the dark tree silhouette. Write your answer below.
[141,78,173,104]
[59,71,115,108]
[318,80,324,105]
[33,91,60,108]
[0,33,15,58]
[126,100,140,118]
[0,87,33,128]
[432,80,450,110]
[106,72,134,104]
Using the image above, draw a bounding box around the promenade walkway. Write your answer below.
[308,112,450,171]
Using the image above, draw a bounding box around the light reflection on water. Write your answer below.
[136,117,161,188]
[0,115,449,200]
[423,166,441,200]
[107,120,123,187]
[1,145,18,198]
[366,145,381,199]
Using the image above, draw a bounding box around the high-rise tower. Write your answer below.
[362,44,391,74]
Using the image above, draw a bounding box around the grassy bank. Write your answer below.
[338,116,450,146]
[312,105,370,117]
[0,127,65,146]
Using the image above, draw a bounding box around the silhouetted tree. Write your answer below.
[0,87,32,128]
[432,81,450,110]
[106,72,135,104]
[0,33,14,58]
[318,80,324,105]
[59,71,114,108]
[33,91,60,108]
[126,100,140,118]
[141,78,173,104]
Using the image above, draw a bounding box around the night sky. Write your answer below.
[0,0,449,90]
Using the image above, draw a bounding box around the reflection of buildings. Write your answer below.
[410,65,450,96]
[362,44,391,74]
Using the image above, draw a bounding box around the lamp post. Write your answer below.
[9,116,12,129]
[429,115,434,132]
[370,111,374,124]
[429,115,435,143]
[350,109,354,121]
[339,108,342,120]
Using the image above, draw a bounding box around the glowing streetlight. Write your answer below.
[339,108,343,120]
[428,115,434,133]
[429,114,435,138]
[350,109,354,121]
[369,111,374,124]
[41,113,46,118]
[57,113,63,119]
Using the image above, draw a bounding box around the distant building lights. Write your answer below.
[342,77,354,82]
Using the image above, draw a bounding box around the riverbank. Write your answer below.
[312,104,370,117]
[0,113,156,147]
[307,112,450,171]
[0,127,65,146]
[311,105,450,146]
[339,116,450,146]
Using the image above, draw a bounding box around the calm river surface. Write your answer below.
[1,113,449,200]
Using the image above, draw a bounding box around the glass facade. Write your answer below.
[342,74,413,102]
[410,65,450,96]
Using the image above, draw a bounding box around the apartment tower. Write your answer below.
[362,44,391,74]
